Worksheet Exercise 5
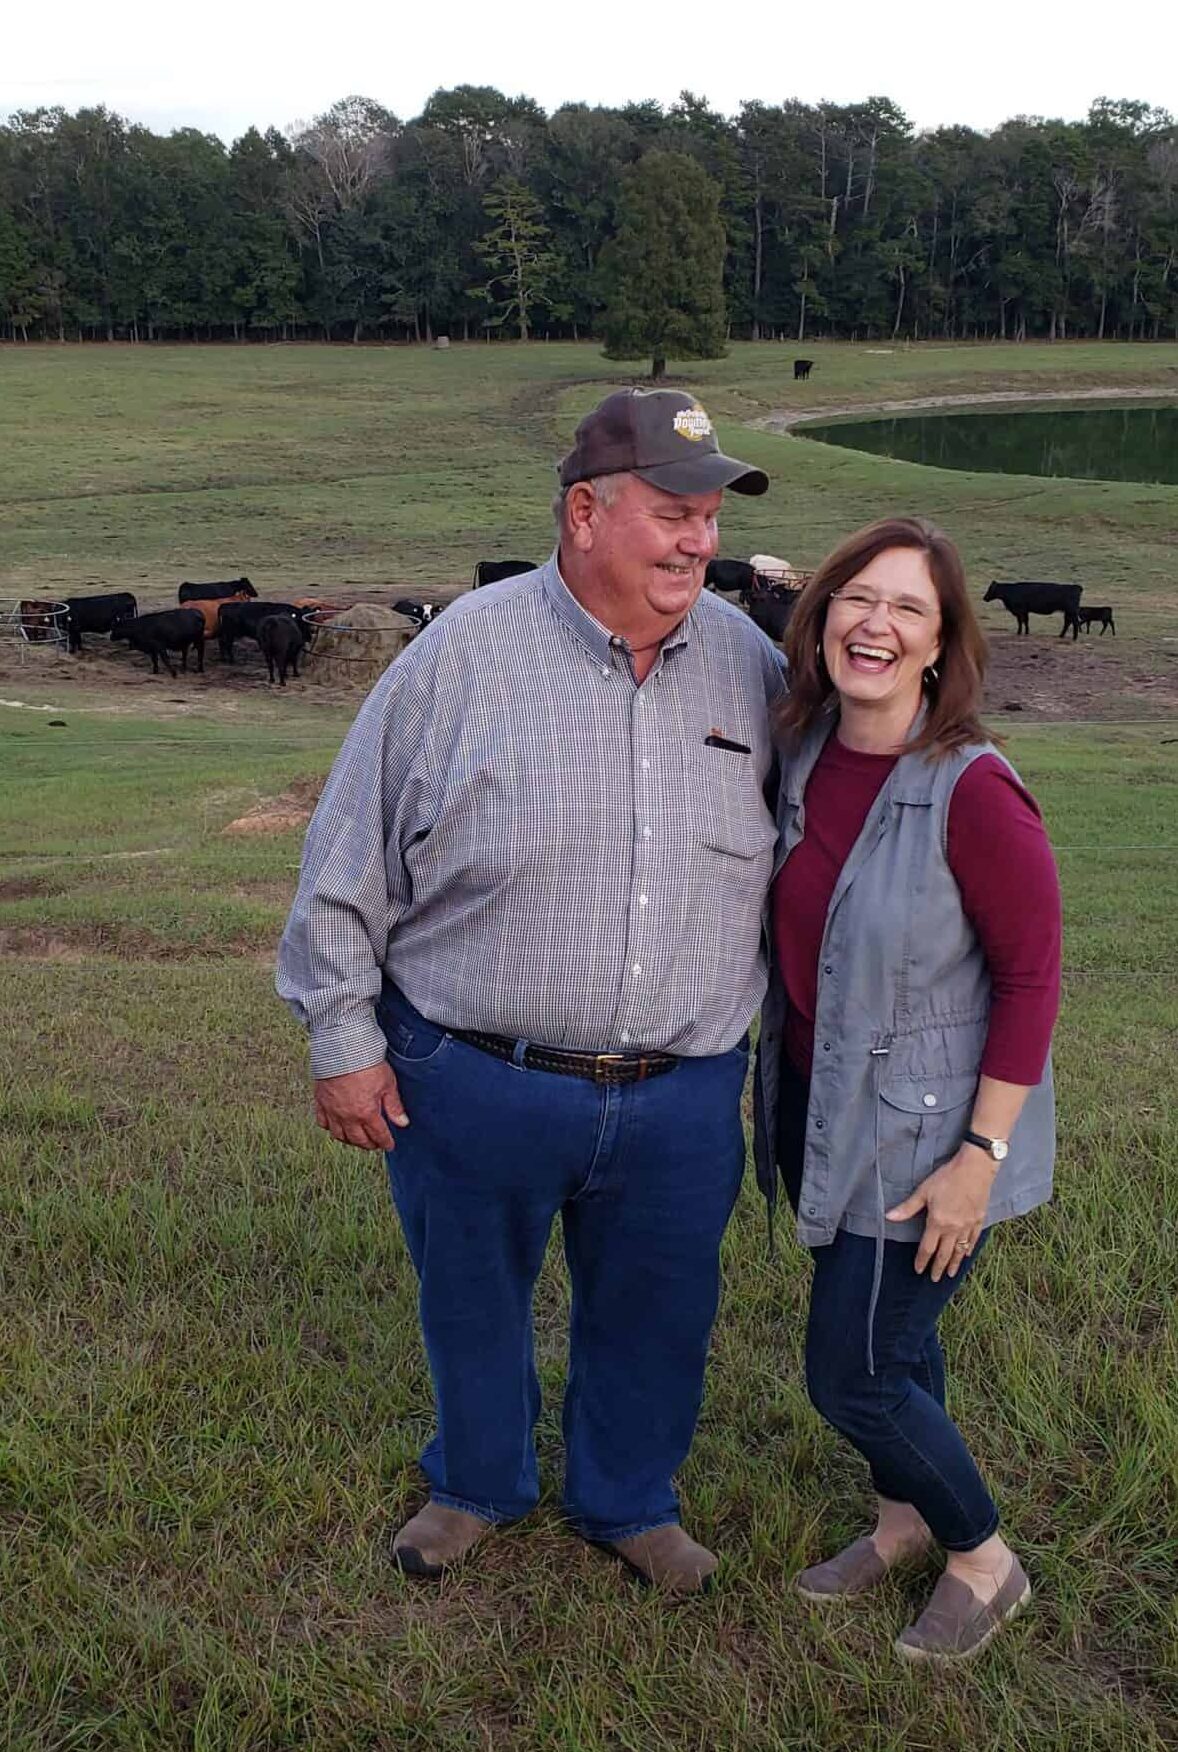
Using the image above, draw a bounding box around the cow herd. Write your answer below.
[14,562,1118,688]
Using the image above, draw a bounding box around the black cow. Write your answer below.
[983,581,1083,640]
[393,597,438,629]
[110,609,205,676]
[1078,605,1116,636]
[178,576,257,603]
[741,579,799,643]
[705,559,758,595]
[472,559,536,589]
[218,600,307,663]
[793,358,815,381]
[64,592,137,653]
[257,614,305,686]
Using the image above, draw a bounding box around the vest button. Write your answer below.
[814,1119,824,1130]
[922,1093,937,1107]
[823,964,833,975]
[823,1041,831,1052]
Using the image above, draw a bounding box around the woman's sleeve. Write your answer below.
[947,755,1062,1085]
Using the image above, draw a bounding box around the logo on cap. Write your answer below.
[672,404,713,443]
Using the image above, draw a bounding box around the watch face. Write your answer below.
[991,1139,1010,1162]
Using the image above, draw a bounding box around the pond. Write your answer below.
[799,401,1178,485]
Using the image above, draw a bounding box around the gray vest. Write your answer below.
[753,712,1056,1263]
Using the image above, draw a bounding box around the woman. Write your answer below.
[753,517,1061,1662]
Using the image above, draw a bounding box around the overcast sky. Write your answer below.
[5,0,1176,144]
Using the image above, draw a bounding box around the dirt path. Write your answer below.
[756,384,1178,433]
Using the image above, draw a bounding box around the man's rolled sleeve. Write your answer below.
[276,654,437,1078]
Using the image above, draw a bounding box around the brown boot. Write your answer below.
[392,1502,492,1578]
[604,1524,718,1596]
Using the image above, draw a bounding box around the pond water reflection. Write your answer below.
[801,402,1178,485]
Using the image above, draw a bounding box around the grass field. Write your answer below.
[1,340,1177,1749]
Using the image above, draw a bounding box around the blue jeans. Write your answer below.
[779,1056,1000,1552]
[377,984,748,1542]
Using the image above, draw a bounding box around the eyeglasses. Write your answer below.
[829,586,938,627]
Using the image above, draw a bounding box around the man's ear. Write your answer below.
[564,482,598,552]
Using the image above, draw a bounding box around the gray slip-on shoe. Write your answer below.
[794,1536,892,1602]
[392,1501,493,1578]
[603,1524,718,1596]
[895,1556,1032,1662]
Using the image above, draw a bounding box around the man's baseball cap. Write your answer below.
[558,388,769,497]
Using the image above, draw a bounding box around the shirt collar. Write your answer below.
[542,549,695,670]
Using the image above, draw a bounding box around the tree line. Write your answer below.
[2,88,1176,348]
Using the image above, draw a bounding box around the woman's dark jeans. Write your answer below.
[779,1057,1000,1552]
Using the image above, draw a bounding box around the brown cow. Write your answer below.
[181,593,251,637]
[18,599,67,644]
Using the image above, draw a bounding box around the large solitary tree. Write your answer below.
[598,150,728,378]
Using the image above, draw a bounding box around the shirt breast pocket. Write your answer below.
[683,742,776,862]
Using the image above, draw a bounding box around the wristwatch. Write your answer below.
[963,1128,1009,1162]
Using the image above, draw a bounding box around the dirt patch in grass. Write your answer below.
[0,923,274,963]
[222,773,326,836]
[985,632,1178,721]
[0,876,64,901]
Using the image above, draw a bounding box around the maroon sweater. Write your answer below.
[773,737,1062,1082]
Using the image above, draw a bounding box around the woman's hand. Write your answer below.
[885,1147,995,1280]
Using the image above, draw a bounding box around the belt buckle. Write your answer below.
[592,1052,632,1084]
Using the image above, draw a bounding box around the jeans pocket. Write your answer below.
[379,996,452,1066]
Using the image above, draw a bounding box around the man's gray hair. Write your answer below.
[552,472,628,526]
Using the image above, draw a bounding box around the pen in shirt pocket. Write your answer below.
[704,728,752,754]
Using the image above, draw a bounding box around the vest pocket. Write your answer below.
[878,1073,978,1199]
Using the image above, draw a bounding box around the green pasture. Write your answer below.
[1,340,1177,1747]
[1,340,1177,632]
[1,709,1176,1749]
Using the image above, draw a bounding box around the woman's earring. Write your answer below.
[923,663,940,687]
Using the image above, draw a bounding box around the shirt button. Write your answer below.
[632,964,642,977]
[620,1030,631,1044]
[637,692,645,705]
[641,759,650,771]
[922,1093,938,1108]
[600,665,610,677]
[639,895,649,907]
[642,826,652,839]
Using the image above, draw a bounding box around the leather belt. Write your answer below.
[451,1028,678,1085]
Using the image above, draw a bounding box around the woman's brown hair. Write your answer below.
[778,516,990,757]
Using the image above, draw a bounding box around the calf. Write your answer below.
[472,559,536,589]
[178,576,256,603]
[64,591,137,653]
[110,609,205,676]
[257,614,304,686]
[1078,605,1116,636]
[705,558,757,595]
[983,580,1083,639]
[793,358,814,381]
[218,600,307,663]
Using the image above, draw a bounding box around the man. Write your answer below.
[277,388,784,1594]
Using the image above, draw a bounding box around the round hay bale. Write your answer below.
[303,604,415,689]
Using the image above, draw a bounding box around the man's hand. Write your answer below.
[885,1147,995,1281]
[314,1061,409,1151]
